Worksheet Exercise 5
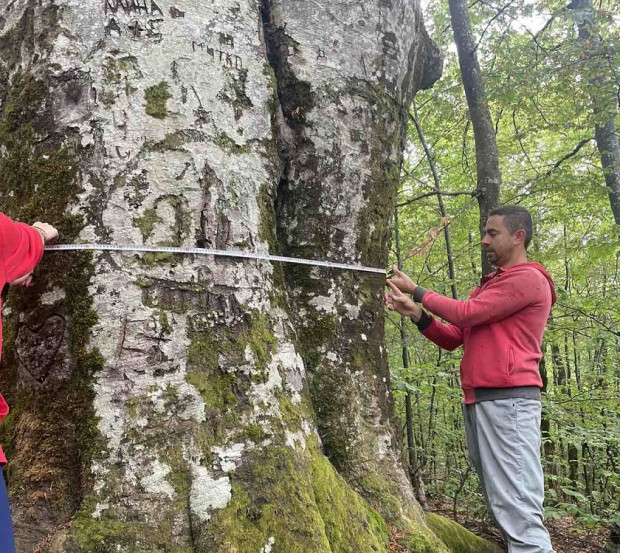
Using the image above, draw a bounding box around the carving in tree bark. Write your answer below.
[0,0,449,551]
[448,0,501,275]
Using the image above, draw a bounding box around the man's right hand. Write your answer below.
[388,265,417,294]
[32,222,59,245]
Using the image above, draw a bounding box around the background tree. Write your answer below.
[448,0,501,274]
[567,0,620,224]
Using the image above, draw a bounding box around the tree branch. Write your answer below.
[545,138,593,176]
[512,108,540,174]
[472,0,515,54]
[555,301,620,337]
[397,190,477,208]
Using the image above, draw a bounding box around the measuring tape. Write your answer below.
[45,244,386,275]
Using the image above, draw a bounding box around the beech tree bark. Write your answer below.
[448,0,501,275]
[0,1,458,552]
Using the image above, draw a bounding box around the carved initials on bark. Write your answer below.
[104,0,163,16]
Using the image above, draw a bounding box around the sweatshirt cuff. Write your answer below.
[413,286,427,303]
[412,310,433,331]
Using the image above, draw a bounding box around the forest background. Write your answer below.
[387,0,620,548]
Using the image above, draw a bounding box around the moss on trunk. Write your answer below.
[425,514,503,553]
[0,65,102,546]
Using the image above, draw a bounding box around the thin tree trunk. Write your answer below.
[410,105,461,505]
[553,343,579,488]
[410,103,458,300]
[448,0,501,275]
[569,0,620,224]
[539,352,556,488]
[395,207,429,510]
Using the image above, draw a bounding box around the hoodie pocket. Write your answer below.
[506,344,515,376]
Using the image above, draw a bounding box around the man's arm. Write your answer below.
[385,280,464,351]
[419,268,544,328]
[415,311,464,351]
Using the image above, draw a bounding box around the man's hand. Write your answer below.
[388,265,417,295]
[385,280,422,321]
[32,222,59,245]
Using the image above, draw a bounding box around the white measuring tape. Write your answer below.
[45,244,386,275]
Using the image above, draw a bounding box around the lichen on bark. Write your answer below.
[263,0,444,544]
[0,0,454,552]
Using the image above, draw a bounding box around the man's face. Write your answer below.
[481,215,517,267]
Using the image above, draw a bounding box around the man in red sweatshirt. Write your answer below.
[386,205,556,553]
[0,213,58,553]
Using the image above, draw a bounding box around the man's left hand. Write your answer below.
[388,265,418,295]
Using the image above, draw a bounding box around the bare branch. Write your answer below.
[555,301,620,337]
[544,138,593,176]
[397,190,477,208]
[512,108,540,174]
[472,0,515,54]
[533,12,560,41]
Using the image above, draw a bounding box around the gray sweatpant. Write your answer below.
[463,398,555,553]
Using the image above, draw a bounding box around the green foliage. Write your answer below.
[387,0,620,535]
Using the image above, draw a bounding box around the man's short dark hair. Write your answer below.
[489,205,533,249]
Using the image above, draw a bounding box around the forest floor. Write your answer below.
[429,500,608,552]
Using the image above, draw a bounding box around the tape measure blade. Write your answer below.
[45,244,385,274]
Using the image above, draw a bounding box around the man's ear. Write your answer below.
[513,229,526,246]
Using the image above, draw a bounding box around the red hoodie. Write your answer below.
[420,263,557,404]
[0,213,45,464]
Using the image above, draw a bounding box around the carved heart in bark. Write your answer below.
[15,315,67,383]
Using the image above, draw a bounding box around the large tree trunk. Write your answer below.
[0,0,447,552]
[448,0,501,275]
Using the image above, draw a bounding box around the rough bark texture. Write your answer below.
[0,0,454,552]
[448,0,500,275]
[266,0,442,531]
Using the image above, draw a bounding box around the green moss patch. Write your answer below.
[72,499,194,553]
[310,453,390,552]
[214,131,251,153]
[425,513,503,553]
[0,68,103,526]
[202,446,330,552]
[133,208,163,241]
[204,445,392,553]
[145,81,172,118]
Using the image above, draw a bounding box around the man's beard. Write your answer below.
[486,249,499,266]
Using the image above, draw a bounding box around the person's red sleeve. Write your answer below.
[0,213,45,284]
[420,317,464,351]
[421,268,541,328]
